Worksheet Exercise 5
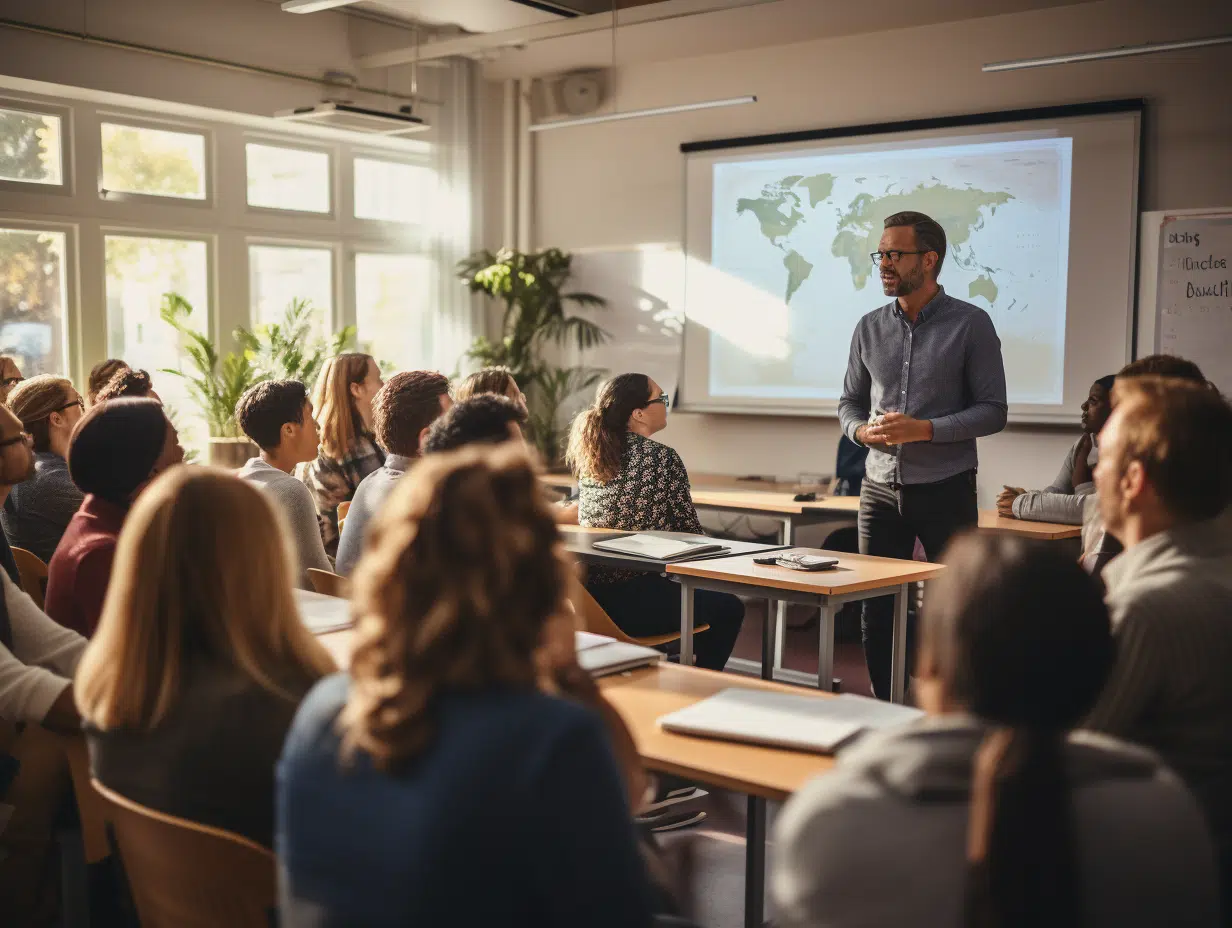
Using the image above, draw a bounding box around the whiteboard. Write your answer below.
[560,245,686,422]
[1138,209,1232,395]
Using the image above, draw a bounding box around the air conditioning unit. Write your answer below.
[531,70,607,121]
[274,101,429,136]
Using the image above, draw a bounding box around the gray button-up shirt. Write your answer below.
[838,287,1008,486]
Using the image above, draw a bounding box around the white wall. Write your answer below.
[514,0,1232,505]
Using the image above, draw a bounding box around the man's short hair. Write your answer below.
[884,211,947,274]
[423,394,528,454]
[1117,354,1207,384]
[95,368,153,403]
[235,380,308,452]
[1110,376,1232,522]
[371,371,451,457]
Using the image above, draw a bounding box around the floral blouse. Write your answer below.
[301,433,385,555]
[578,432,702,584]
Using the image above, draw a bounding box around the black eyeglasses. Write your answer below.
[1,377,22,387]
[870,250,928,265]
[644,394,670,409]
[55,399,85,413]
[0,431,32,449]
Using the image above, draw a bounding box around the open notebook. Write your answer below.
[574,631,663,677]
[658,688,923,754]
[591,533,730,562]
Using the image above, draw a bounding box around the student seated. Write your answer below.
[453,366,527,410]
[565,373,745,671]
[302,353,385,555]
[773,532,1220,928]
[92,367,159,403]
[278,445,656,927]
[75,467,335,849]
[422,393,527,453]
[0,355,23,404]
[334,371,451,577]
[236,380,333,589]
[1080,354,1208,578]
[2,375,86,563]
[44,399,183,636]
[86,358,128,407]
[1086,375,1232,913]
[0,403,86,922]
[997,374,1114,524]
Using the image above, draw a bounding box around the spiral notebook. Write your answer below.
[590,533,729,562]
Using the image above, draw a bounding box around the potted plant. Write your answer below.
[235,298,357,389]
[457,247,608,464]
[160,293,265,468]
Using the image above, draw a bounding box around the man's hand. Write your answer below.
[996,485,1025,517]
[864,412,934,445]
[854,424,890,449]
[1072,432,1095,486]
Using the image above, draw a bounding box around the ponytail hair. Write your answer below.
[565,373,652,483]
[921,533,1113,928]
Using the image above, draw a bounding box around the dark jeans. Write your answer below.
[587,573,745,671]
[858,470,978,699]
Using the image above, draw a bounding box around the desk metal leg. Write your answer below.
[771,516,795,675]
[889,583,909,704]
[744,795,766,928]
[680,579,695,667]
[817,600,835,694]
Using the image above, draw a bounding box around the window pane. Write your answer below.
[249,245,333,340]
[0,228,68,377]
[354,158,432,223]
[246,143,331,213]
[100,123,207,200]
[104,235,209,453]
[355,253,432,371]
[0,108,63,185]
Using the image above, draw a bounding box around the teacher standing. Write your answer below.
[838,211,1008,700]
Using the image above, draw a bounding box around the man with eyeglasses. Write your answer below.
[838,211,1008,700]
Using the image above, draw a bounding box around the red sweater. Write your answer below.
[44,495,127,637]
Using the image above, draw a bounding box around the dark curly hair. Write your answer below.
[423,394,526,454]
[235,380,308,452]
[94,368,154,404]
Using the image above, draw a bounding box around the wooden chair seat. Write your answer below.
[11,546,48,610]
[91,779,276,928]
[307,568,350,599]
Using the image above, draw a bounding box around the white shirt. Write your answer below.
[0,570,85,723]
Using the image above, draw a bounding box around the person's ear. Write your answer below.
[349,381,363,401]
[282,421,297,444]
[1121,460,1148,509]
[418,424,432,452]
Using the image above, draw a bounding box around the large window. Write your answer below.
[100,122,207,200]
[0,107,63,186]
[249,244,333,338]
[354,157,432,223]
[104,235,209,449]
[246,143,331,213]
[355,253,431,372]
[0,228,68,375]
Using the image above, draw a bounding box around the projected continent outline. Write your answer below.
[710,136,1072,404]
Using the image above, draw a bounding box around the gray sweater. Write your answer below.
[1011,435,1096,525]
[335,454,413,577]
[237,458,333,589]
[773,717,1219,928]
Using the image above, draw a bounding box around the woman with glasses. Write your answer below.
[2,376,86,563]
[302,353,385,555]
[565,373,745,671]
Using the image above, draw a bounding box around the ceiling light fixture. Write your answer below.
[281,0,361,13]
[529,95,757,131]
[983,34,1232,72]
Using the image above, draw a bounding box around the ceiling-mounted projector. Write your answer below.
[274,102,429,136]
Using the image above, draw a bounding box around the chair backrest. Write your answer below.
[10,547,48,609]
[91,779,276,928]
[570,583,639,644]
[307,568,350,599]
[337,499,351,533]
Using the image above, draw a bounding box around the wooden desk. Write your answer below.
[977,510,1082,539]
[669,550,941,703]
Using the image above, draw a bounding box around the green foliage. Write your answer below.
[159,293,265,439]
[234,298,357,389]
[457,248,608,463]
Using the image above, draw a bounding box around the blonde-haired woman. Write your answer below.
[454,366,527,410]
[303,353,384,553]
[2,375,85,562]
[76,467,335,848]
[278,446,655,927]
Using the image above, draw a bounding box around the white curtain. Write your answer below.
[426,58,484,376]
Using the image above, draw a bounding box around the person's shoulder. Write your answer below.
[282,673,351,760]
[856,302,897,329]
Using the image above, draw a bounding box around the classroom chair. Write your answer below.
[337,500,351,534]
[307,568,350,599]
[90,779,276,928]
[11,546,49,610]
[571,582,710,648]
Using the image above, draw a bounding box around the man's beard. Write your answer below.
[882,268,924,297]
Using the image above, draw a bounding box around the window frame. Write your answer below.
[0,97,73,197]
[246,237,340,335]
[243,135,337,219]
[97,113,214,207]
[351,151,434,226]
[0,218,78,379]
